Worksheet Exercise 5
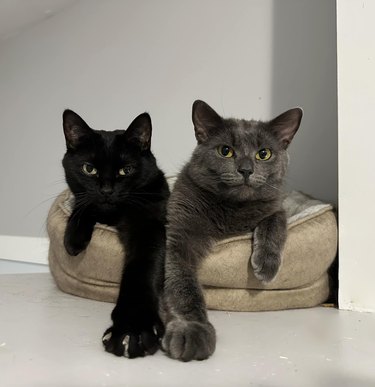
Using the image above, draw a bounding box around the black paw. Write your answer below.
[162,319,216,362]
[63,234,89,256]
[250,250,281,283]
[102,324,162,358]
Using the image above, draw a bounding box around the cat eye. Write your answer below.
[256,148,272,161]
[217,145,234,158]
[82,163,98,176]
[119,166,134,176]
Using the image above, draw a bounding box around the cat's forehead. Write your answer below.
[228,118,263,133]
[95,129,125,147]
[89,129,135,161]
[223,118,273,148]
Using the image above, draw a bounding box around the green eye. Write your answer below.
[119,166,134,176]
[217,145,234,158]
[82,163,98,176]
[256,148,272,161]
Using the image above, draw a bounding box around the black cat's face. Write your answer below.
[62,110,157,210]
[189,100,303,201]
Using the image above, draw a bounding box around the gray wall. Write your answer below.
[0,0,337,238]
[272,0,337,204]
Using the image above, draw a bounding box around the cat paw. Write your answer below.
[102,325,161,358]
[250,251,281,283]
[63,235,88,256]
[162,319,216,362]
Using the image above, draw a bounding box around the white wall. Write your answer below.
[0,0,274,240]
[337,0,375,312]
[0,1,337,263]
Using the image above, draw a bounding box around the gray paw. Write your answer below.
[162,319,216,362]
[250,251,281,283]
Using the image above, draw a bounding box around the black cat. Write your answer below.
[62,110,169,358]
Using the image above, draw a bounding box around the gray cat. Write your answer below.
[162,100,302,361]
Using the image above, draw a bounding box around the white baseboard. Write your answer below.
[0,235,49,265]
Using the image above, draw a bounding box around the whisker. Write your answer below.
[283,175,300,184]
[46,179,67,187]
[263,181,283,192]
[70,200,91,227]
[25,192,68,217]
[122,191,165,196]
[124,198,151,207]
[122,199,147,210]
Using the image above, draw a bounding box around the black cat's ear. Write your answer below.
[270,107,303,149]
[124,113,152,151]
[192,100,224,144]
[63,110,92,149]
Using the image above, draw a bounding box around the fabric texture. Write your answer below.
[47,188,337,311]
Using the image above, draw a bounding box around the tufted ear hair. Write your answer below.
[269,107,303,149]
[124,112,152,151]
[192,100,224,144]
[62,110,93,150]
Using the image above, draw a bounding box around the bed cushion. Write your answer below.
[47,188,337,311]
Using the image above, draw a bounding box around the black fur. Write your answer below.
[62,109,169,358]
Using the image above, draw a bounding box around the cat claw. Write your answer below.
[102,326,160,358]
[102,331,112,342]
[122,335,130,357]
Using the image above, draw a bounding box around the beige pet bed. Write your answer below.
[47,188,337,312]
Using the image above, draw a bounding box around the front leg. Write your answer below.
[103,222,165,358]
[64,206,95,256]
[250,210,287,283]
[162,235,216,362]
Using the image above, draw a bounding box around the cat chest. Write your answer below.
[209,206,270,236]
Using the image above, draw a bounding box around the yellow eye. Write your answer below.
[217,145,234,158]
[119,166,134,176]
[256,148,272,161]
[82,163,98,176]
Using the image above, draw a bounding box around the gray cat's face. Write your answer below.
[187,101,303,201]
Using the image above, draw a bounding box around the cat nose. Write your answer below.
[100,185,113,196]
[237,168,253,180]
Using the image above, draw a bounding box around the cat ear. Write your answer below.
[124,113,152,151]
[192,100,224,144]
[269,107,303,149]
[62,110,92,149]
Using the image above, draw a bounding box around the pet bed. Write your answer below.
[47,187,337,311]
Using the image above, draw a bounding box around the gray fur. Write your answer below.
[162,100,302,361]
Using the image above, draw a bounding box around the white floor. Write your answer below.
[1,273,375,387]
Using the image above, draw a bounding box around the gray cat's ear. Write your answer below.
[270,107,303,149]
[124,113,152,151]
[192,100,224,144]
[63,110,92,149]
